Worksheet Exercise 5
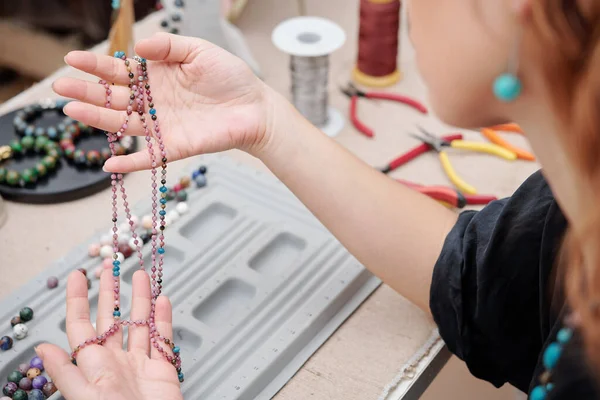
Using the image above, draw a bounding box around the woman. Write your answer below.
[37,0,599,398]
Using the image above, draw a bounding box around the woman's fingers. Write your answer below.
[103,146,179,173]
[128,271,152,355]
[136,32,206,64]
[95,270,123,350]
[53,77,131,110]
[66,271,97,349]
[36,344,92,399]
[64,51,131,85]
[63,101,145,136]
[151,296,174,361]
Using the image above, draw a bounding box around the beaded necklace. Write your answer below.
[529,324,574,400]
[69,52,183,383]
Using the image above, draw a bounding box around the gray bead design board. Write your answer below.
[0,154,381,399]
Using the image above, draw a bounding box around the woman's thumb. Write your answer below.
[36,344,90,399]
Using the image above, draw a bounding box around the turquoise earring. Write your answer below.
[493,73,522,102]
[493,33,522,103]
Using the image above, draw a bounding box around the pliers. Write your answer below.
[410,126,517,194]
[481,124,535,161]
[396,179,497,209]
[341,83,428,138]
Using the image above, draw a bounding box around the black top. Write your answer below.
[431,170,600,398]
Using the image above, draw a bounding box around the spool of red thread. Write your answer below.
[353,0,402,87]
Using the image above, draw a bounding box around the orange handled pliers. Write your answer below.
[341,83,428,138]
[481,123,535,161]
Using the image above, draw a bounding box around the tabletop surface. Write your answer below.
[0,0,539,399]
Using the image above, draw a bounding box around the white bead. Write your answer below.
[116,252,125,263]
[13,323,28,340]
[118,234,131,246]
[165,215,174,227]
[167,210,180,222]
[130,215,140,228]
[142,215,153,230]
[100,234,112,246]
[119,223,131,234]
[175,202,189,215]
[100,245,113,259]
[128,237,138,250]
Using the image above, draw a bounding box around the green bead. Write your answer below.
[7,370,23,383]
[166,189,176,201]
[21,136,35,150]
[9,140,23,154]
[175,190,187,202]
[19,307,34,322]
[34,136,48,151]
[47,148,60,158]
[41,156,56,169]
[21,169,37,184]
[64,147,75,158]
[0,168,6,183]
[12,389,27,400]
[6,170,20,186]
[35,163,47,177]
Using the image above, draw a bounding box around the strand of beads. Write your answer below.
[69,51,183,383]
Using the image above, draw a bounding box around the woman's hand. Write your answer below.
[53,32,282,173]
[36,271,183,400]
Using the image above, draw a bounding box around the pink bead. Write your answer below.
[88,243,101,257]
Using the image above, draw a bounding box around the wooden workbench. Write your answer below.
[0,1,538,399]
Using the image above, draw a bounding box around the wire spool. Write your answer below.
[272,17,346,138]
[353,0,402,88]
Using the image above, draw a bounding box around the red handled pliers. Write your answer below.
[341,83,428,138]
[379,134,463,174]
[396,179,497,209]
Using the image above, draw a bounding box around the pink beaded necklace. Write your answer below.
[70,52,183,383]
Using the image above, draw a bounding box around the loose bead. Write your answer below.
[11,389,27,400]
[17,364,29,375]
[7,370,23,383]
[47,276,59,289]
[167,210,180,222]
[19,307,34,322]
[176,202,189,214]
[142,215,153,229]
[100,245,114,258]
[18,377,31,391]
[42,382,58,397]
[2,383,17,397]
[175,190,187,202]
[10,316,21,327]
[30,356,44,371]
[32,376,47,390]
[13,323,28,340]
[26,368,41,379]
[27,389,45,400]
[180,176,191,188]
[194,174,207,188]
[89,243,101,256]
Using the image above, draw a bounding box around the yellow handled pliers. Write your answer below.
[411,126,517,194]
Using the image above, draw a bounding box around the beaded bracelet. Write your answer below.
[12,100,74,140]
[0,137,61,187]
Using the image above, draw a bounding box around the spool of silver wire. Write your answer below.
[290,55,330,127]
[272,17,346,137]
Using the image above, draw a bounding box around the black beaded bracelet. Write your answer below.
[59,123,134,167]
[12,99,75,140]
[0,136,61,187]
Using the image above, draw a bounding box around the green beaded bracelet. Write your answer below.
[0,136,61,187]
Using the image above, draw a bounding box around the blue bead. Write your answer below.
[160,198,167,204]
[194,174,207,188]
[546,383,554,392]
[173,346,180,353]
[113,260,120,267]
[543,343,562,370]
[178,373,184,382]
[149,108,157,115]
[113,271,120,277]
[493,73,522,102]
[159,210,166,216]
[114,51,121,58]
[157,247,165,254]
[159,186,168,193]
[192,170,201,179]
[113,311,121,317]
[530,386,546,400]
[113,266,120,272]
[557,327,572,344]
[112,0,120,9]
[25,126,35,136]
[47,127,58,139]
